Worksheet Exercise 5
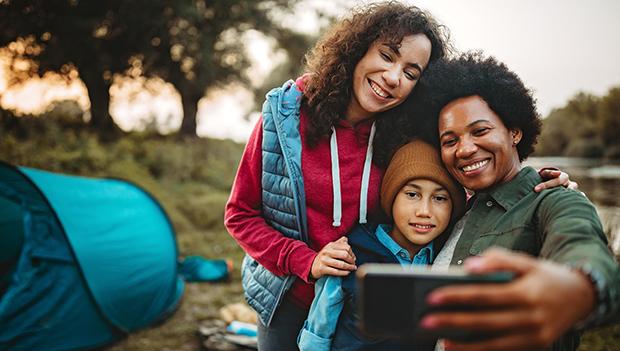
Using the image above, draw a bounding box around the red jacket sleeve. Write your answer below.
[224,117,317,282]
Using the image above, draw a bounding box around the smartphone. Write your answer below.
[356,264,514,342]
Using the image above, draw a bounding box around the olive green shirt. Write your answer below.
[450,167,619,350]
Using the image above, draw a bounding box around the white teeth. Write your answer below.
[413,224,433,229]
[462,159,489,172]
[370,81,389,98]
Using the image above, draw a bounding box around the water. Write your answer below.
[525,157,620,257]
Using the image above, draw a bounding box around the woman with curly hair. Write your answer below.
[224,3,571,350]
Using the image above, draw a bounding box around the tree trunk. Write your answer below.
[178,83,202,137]
[80,68,117,134]
[179,93,199,137]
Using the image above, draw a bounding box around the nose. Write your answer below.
[382,65,400,88]
[456,136,477,159]
[415,198,432,218]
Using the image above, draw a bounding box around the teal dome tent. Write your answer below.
[0,162,228,350]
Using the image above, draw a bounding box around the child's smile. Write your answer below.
[389,179,452,257]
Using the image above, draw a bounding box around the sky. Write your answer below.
[1,0,619,142]
[402,0,620,115]
[211,0,620,141]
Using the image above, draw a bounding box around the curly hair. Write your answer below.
[302,1,451,152]
[415,52,542,162]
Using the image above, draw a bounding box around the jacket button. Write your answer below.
[486,201,493,207]
[457,259,463,265]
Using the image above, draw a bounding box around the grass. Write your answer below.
[106,228,246,351]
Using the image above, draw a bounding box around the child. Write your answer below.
[297,139,466,351]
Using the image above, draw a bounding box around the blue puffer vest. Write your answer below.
[241,80,309,327]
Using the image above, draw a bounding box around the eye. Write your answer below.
[379,51,392,62]
[472,127,490,136]
[441,137,457,147]
[404,70,419,81]
[405,191,420,199]
[433,195,449,203]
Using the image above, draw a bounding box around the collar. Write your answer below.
[479,166,541,211]
[348,223,397,263]
[375,224,435,263]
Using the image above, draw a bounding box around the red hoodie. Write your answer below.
[225,79,383,308]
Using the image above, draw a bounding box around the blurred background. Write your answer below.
[1,0,618,350]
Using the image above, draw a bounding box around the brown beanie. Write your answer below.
[381,139,465,221]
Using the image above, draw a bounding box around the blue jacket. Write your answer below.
[298,223,435,351]
[240,80,309,326]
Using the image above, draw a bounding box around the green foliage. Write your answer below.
[565,138,605,158]
[599,87,620,146]
[536,87,620,159]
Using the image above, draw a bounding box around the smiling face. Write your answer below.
[346,33,432,124]
[438,95,523,192]
[390,179,452,256]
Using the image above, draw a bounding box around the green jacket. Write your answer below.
[451,167,619,350]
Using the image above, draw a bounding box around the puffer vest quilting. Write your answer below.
[241,79,309,326]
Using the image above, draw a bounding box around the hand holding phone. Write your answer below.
[356,264,513,342]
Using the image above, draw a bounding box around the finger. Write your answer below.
[567,181,579,190]
[463,248,537,275]
[319,266,353,277]
[444,331,547,351]
[330,242,353,252]
[429,249,538,306]
[335,236,348,244]
[421,309,536,333]
[534,177,560,192]
[534,169,568,192]
[557,171,569,185]
[321,256,356,271]
[539,169,561,179]
[332,240,356,260]
[427,282,524,307]
[325,246,356,264]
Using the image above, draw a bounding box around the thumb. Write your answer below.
[336,236,348,243]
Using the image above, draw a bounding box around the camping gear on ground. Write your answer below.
[0,161,228,350]
[199,319,258,351]
[219,302,257,325]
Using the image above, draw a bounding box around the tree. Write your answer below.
[0,0,327,136]
[598,87,620,148]
[537,87,620,158]
[0,1,134,133]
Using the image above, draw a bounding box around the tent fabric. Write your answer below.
[20,167,183,332]
[0,162,192,350]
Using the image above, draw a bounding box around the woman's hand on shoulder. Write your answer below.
[535,167,579,192]
[310,237,357,280]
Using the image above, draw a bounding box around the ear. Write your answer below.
[510,129,523,146]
